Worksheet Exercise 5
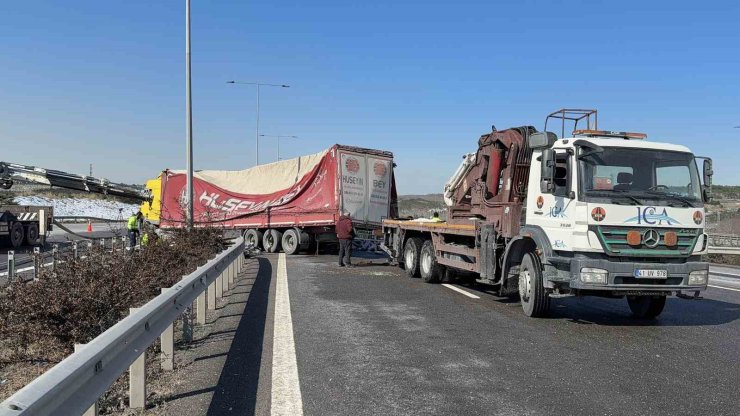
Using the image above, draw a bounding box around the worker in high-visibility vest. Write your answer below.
[127,211,143,248]
[430,212,443,223]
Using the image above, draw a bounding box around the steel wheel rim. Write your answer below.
[519,269,531,302]
[405,248,414,267]
[421,250,431,274]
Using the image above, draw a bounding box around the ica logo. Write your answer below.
[624,206,680,225]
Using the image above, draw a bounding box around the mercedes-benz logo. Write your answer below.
[643,229,660,248]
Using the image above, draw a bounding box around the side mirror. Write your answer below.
[540,149,555,193]
[702,158,713,203]
[529,131,557,149]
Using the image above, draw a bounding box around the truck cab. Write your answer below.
[520,127,712,316]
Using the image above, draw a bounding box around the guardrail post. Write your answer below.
[228,260,234,287]
[33,246,41,281]
[182,306,194,343]
[52,244,59,270]
[7,250,15,283]
[197,284,207,325]
[73,241,79,259]
[223,264,230,292]
[216,269,224,299]
[208,279,216,311]
[129,307,147,409]
[159,289,175,371]
[74,344,99,416]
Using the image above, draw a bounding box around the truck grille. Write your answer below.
[593,226,699,257]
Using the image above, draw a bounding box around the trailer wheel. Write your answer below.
[518,252,550,317]
[9,222,24,249]
[403,237,423,278]
[419,240,442,283]
[282,229,301,255]
[263,229,283,253]
[627,296,666,319]
[25,223,39,245]
[245,229,263,250]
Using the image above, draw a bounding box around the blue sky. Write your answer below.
[1,0,738,194]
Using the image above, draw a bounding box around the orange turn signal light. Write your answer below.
[664,231,678,247]
[626,230,642,246]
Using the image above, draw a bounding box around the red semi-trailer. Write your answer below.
[141,144,397,254]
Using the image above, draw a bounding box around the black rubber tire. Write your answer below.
[627,296,666,319]
[518,252,550,317]
[403,237,423,278]
[25,223,40,246]
[282,228,300,255]
[262,229,283,253]
[419,240,442,283]
[244,229,263,250]
[9,222,24,249]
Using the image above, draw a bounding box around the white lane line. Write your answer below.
[271,253,304,416]
[441,283,480,299]
[708,285,740,292]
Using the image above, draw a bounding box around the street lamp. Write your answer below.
[226,81,290,165]
[185,0,194,229]
[260,134,298,161]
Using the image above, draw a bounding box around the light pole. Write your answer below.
[185,0,194,229]
[226,81,290,165]
[260,135,298,161]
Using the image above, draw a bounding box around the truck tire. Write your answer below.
[263,229,283,253]
[627,296,666,319]
[419,240,442,283]
[403,237,423,278]
[518,252,550,317]
[282,229,301,255]
[9,222,24,248]
[25,223,39,246]
[245,229,263,250]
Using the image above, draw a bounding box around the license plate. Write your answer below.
[634,269,668,279]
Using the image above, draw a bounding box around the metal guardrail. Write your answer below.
[707,234,740,255]
[0,237,246,415]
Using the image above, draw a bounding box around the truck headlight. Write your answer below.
[688,270,708,285]
[580,267,608,284]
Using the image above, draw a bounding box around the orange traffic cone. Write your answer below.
[87,221,93,233]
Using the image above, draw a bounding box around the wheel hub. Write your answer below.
[519,269,531,302]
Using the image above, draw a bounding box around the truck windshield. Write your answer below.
[578,147,702,207]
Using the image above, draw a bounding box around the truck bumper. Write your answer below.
[561,257,708,294]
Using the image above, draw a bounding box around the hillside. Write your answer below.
[398,194,446,219]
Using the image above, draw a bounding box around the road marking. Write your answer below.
[708,285,740,292]
[271,253,304,416]
[441,283,480,299]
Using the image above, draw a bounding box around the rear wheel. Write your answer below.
[263,229,283,253]
[627,296,666,319]
[9,222,24,249]
[403,237,423,278]
[25,223,39,246]
[518,252,550,317]
[282,229,300,255]
[244,229,263,250]
[419,240,442,283]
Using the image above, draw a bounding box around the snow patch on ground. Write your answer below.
[13,196,140,219]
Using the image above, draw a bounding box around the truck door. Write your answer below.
[339,151,392,225]
[529,149,576,250]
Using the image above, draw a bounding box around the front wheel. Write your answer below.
[627,296,666,319]
[518,252,550,317]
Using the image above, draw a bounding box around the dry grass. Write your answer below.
[0,228,226,404]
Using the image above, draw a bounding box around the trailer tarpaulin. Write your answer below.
[159,148,338,228]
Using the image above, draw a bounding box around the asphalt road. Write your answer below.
[151,253,740,416]
[284,255,740,416]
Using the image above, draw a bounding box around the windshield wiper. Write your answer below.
[642,190,694,207]
[585,190,644,205]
